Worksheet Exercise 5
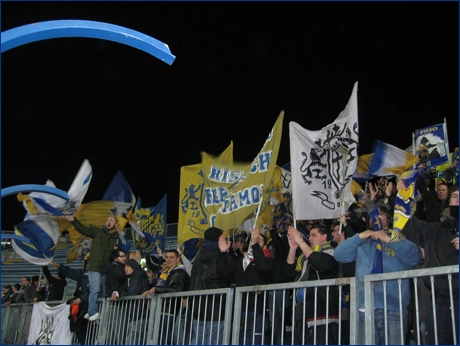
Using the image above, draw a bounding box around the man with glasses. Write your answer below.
[105,249,127,301]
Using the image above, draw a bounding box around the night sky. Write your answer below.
[1,2,458,230]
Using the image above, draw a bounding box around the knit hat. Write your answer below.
[204,227,223,242]
[125,259,141,271]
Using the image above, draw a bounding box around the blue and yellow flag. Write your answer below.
[201,112,284,232]
[12,215,69,265]
[131,195,167,254]
[414,122,449,168]
[393,169,419,233]
[369,206,383,274]
[369,140,419,177]
[178,142,234,243]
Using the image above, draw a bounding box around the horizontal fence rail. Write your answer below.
[2,265,457,345]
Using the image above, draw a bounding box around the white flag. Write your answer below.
[289,82,359,220]
[27,302,72,344]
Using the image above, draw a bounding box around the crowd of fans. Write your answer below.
[2,162,458,345]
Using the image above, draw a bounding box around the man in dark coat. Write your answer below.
[142,249,191,344]
[402,185,459,344]
[104,249,127,298]
[287,223,340,345]
[42,265,67,301]
[217,227,274,344]
[189,227,235,345]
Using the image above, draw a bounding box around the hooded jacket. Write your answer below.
[190,241,235,321]
[402,216,458,305]
[70,218,120,274]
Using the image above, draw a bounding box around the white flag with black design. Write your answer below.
[289,82,359,220]
[27,302,71,345]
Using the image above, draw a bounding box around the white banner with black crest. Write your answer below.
[290,82,359,220]
[27,302,71,345]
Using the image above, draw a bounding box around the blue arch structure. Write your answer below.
[1,184,69,199]
[1,20,175,247]
[1,19,175,200]
[1,19,176,65]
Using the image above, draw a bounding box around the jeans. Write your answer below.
[87,271,102,316]
[190,320,224,345]
[358,309,407,345]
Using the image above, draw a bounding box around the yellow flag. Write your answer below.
[201,112,284,231]
[177,142,234,244]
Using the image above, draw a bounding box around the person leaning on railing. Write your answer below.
[334,205,422,345]
[402,184,459,345]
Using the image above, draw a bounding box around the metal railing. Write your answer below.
[2,265,457,345]
[363,264,458,345]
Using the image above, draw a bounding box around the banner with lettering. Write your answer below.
[413,122,449,168]
[178,142,234,244]
[201,112,284,231]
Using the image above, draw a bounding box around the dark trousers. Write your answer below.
[426,301,459,345]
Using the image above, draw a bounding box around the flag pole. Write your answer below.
[339,153,350,235]
[247,196,264,253]
[444,118,451,167]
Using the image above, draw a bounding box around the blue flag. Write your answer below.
[369,207,383,274]
[132,195,167,254]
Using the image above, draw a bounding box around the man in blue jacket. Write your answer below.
[334,206,422,345]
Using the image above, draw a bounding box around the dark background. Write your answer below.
[1,2,458,230]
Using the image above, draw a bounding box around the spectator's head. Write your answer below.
[378,204,393,230]
[129,249,142,263]
[55,272,66,281]
[437,182,450,202]
[204,227,223,242]
[111,249,127,263]
[449,185,459,220]
[164,250,181,270]
[309,223,330,248]
[12,283,21,293]
[105,215,118,232]
[2,284,12,294]
[146,269,153,278]
[331,221,345,244]
[22,277,31,288]
[257,234,267,248]
[124,259,141,275]
[31,276,40,287]
[331,221,355,244]
[235,238,248,252]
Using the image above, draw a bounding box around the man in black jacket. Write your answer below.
[42,265,67,301]
[217,227,274,344]
[189,227,235,345]
[288,223,340,345]
[402,185,458,344]
[111,259,149,344]
[142,249,191,344]
[104,249,127,299]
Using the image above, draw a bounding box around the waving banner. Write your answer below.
[413,122,449,168]
[131,195,167,254]
[178,142,233,244]
[290,83,359,220]
[201,112,284,231]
